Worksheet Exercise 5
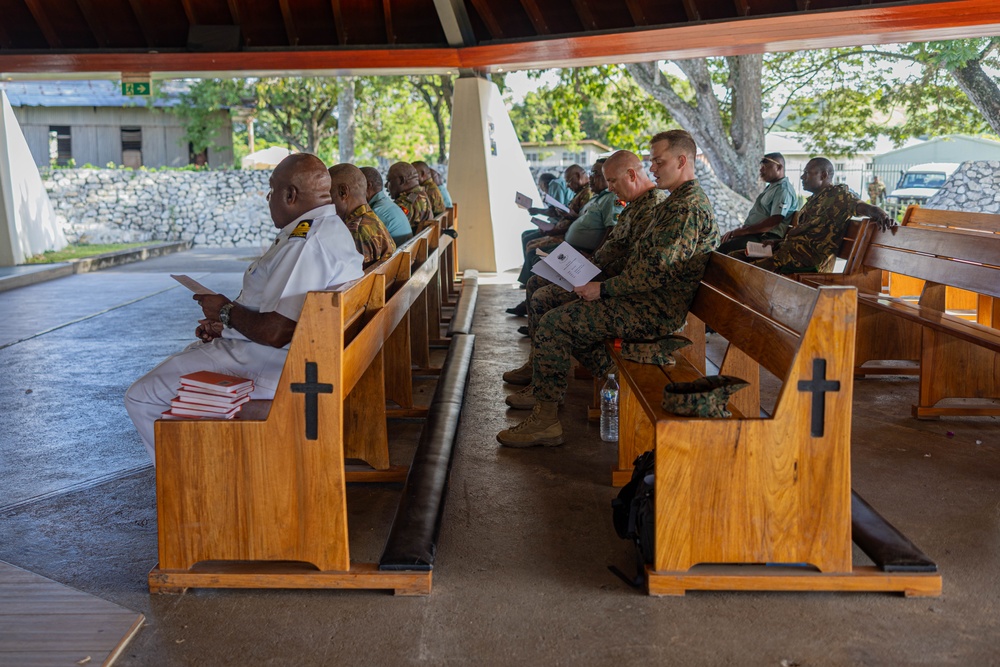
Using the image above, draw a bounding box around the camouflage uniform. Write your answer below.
[343,203,396,268]
[531,180,719,403]
[752,183,858,274]
[526,187,668,338]
[394,185,433,232]
[421,178,447,216]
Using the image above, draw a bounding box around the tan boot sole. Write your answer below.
[496,431,565,448]
[502,371,532,386]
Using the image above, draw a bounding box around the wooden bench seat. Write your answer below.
[148,216,465,596]
[609,252,941,597]
[803,209,1000,419]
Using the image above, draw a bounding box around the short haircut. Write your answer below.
[650,129,697,160]
[762,152,785,168]
[809,157,835,178]
[360,166,383,192]
[328,163,368,199]
[538,173,557,186]
[564,164,585,177]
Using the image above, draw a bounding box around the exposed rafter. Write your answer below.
[22,0,63,48]
[680,0,702,21]
[227,0,242,26]
[468,0,505,39]
[180,0,198,25]
[733,0,750,17]
[126,0,157,47]
[518,0,552,34]
[278,0,299,45]
[571,0,599,30]
[432,0,477,47]
[331,0,348,45]
[382,0,396,44]
[623,0,648,26]
[74,0,111,48]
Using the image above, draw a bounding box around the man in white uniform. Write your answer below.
[124,154,364,463]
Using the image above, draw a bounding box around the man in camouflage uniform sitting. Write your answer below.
[386,162,433,233]
[502,149,667,392]
[497,130,720,447]
[746,157,894,273]
[413,160,447,216]
[329,163,395,269]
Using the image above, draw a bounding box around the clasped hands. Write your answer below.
[573,282,601,302]
[193,293,232,342]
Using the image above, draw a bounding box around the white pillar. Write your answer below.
[0,91,66,266]
[448,76,538,273]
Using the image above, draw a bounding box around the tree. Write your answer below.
[254,77,341,156]
[338,78,356,163]
[408,75,454,163]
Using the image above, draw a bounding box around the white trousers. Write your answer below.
[124,338,288,463]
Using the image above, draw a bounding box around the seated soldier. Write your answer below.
[745,157,894,274]
[503,149,667,389]
[329,163,395,269]
[431,168,453,208]
[387,162,433,233]
[717,152,798,254]
[539,171,573,207]
[517,164,591,287]
[497,130,719,447]
[124,154,364,463]
[361,166,412,246]
[515,158,622,287]
[413,160,447,216]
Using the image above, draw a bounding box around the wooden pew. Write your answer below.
[148,229,454,595]
[804,215,1000,418]
[610,253,941,597]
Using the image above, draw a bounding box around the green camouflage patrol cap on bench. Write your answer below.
[620,335,692,365]
[661,375,750,418]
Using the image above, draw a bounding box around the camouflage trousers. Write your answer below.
[531,294,687,403]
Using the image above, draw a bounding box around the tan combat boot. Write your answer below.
[505,384,564,409]
[496,401,564,448]
[502,357,533,385]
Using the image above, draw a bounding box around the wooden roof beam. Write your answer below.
[382,0,396,44]
[125,0,158,47]
[74,0,111,47]
[279,0,300,45]
[227,0,242,25]
[571,0,599,30]
[468,0,505,39]
[22,0,63,48]
[180,0,198,25]
[733,0,750,17]
[331,0,348,45]
[681,0,702,21]
[623,0,648,26]
[518,0,552,34]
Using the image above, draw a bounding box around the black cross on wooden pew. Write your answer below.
[797,358,840,437]
[291,361,333,440]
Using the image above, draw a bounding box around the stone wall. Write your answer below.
[925,161,1000,213]
[43,168,274,248]
[694,160,752,234]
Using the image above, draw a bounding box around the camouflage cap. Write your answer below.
[661,375,750,418]
[620,335,692,366]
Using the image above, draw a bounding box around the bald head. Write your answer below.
[412,161,433,182]
[268,153,333,228]
[387,162,420,199]
[328,163,369,220]
[564,164,587,192]
[603,150,655,203]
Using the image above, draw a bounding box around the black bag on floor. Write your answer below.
[611,450,656,565]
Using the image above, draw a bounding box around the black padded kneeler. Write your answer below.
[851,491,938,573]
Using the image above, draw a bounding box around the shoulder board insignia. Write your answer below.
[407,192,420,203]
[290,220,312,238]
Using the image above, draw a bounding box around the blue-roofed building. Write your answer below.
[1,80,234,169]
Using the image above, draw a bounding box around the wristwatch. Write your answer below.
[219,302,235,329]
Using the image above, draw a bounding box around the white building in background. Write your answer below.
[1,80,234,170]
[872,135,1000,175]
[764,131,921,197]
[520,139,613,170]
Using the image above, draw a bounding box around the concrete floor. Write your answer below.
[1,249,999,666]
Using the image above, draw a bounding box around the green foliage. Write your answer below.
[25,242,150,264]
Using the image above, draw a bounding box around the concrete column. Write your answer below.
[447,76,538,273]
[0,91,66,266]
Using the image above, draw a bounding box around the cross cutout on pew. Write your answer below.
[291,361,333,440]
[797,358,840,438]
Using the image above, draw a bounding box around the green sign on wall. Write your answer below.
[122,81,151,96]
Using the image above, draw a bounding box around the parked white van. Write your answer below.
[886,162,960,207]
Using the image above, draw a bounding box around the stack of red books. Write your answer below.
[161,371,254,420]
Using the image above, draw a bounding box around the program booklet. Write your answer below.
[530,217,555,232]
[543,194,571,214]
[514,192,533,209]
[530,242,601,292]
[745,242,773,259]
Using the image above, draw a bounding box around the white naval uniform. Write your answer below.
[125,204,364,463]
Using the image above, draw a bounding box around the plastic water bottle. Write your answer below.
[600,373,619,442]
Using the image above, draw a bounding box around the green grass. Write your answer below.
[25,242,151,264]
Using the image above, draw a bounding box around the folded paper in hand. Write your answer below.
[515,192,533,209]
[530,242,600,292]
[530,217,555,232]
[543,194,570,214]
[171,274,217,295]
[745,242,773,259]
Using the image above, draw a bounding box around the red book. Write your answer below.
[167,402,244,418]
[171,395,250,413]
[177,387,253,405]
[161,409,239,420]
[179,371,253,395]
